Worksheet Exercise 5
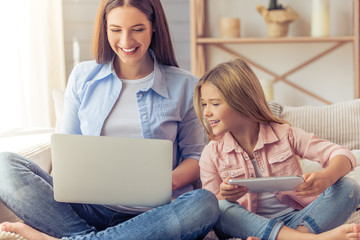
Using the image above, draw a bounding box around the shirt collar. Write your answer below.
[92,49,169,98]
[91,59,114,81]
[221,123,280,153]
[222,132,242,153]
[145,50,169,98]
[255,122,279,150]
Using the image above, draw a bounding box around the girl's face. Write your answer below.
[107,6,153,67]
[200,83,246,136]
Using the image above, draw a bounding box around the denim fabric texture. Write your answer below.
[213,177,360,240]
[62,50,205,170]
[0,152,220,240]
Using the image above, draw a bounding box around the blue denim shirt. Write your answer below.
[61,53,205,170]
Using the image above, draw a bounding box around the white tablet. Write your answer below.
[228,175,304,193]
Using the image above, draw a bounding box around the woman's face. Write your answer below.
[107,6,153,67]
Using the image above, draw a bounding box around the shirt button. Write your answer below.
[139,93,143,97]
[250,174,254,177]
[252,200,256,204]
[260,168,264,172]
[244,156,248,160]
[280,155,283,159]
[142,115,147,119]
[230,172,234,176]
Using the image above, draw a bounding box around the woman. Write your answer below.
[0,0,219,239]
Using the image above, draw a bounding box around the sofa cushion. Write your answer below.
[0,130,52,173]
[301,150,360,185]
[279,99,360,150]
[268,101,283,118]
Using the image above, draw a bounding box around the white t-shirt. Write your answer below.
[101,71,154,138]
[251,158,295,218]
[101,71,155,214]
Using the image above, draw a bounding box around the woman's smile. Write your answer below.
[120,46,139,54]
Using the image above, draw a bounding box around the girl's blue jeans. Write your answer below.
[214,176,360,240]
[0,152,219,240]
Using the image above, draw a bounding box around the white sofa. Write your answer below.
[1,95,360,227]
[0,129,53,222]
[268,99,360,187]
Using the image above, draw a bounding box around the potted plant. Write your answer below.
[268,0,283,10]
[256,0,298,37]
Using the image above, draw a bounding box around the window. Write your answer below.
[0,0,66,134]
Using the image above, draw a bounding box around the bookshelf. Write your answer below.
[190,0,360,104]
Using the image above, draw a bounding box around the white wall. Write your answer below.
[62,0,98,80]
[204,0,355,106]
[62,0,356,106]
[162,0,191,70]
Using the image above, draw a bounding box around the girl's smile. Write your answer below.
[200,83,244,136]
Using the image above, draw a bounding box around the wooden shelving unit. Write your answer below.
[190,0,360,104]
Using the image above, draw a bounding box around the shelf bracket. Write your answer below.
[213,43,349,105]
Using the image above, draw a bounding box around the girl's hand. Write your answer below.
[217,177,248,202]
[295,172,332,197]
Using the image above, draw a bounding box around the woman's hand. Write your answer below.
[217,177,248,202]
[295,171,333,197]
[172,158,200,191]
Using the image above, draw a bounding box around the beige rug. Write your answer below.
[345,210,360,224]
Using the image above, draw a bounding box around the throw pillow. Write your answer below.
[280,99,360,150]
[268,101,283,118]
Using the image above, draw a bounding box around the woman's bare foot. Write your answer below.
[317,223,360,240]
[0,222,59,240]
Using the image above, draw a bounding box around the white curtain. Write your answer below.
[0,0,66,134]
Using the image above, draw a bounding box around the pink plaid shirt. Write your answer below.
[200,122,356,213]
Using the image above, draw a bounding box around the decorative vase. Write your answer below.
[311,0,330,37]
[266,17,290,37]
[220,17,240,38]
[256,5,298,38]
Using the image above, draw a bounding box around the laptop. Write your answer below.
[51,133,173,208]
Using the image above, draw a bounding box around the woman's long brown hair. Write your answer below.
[92,0,178,67]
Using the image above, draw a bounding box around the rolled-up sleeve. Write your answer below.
[177,103,205,161]
[289,126,356,169]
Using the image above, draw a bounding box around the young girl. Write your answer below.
[193,58,360,240]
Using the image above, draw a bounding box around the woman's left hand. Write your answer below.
[295,171,332,197]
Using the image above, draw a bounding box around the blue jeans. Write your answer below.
[214,177,360,240]
[0,152,219,240]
